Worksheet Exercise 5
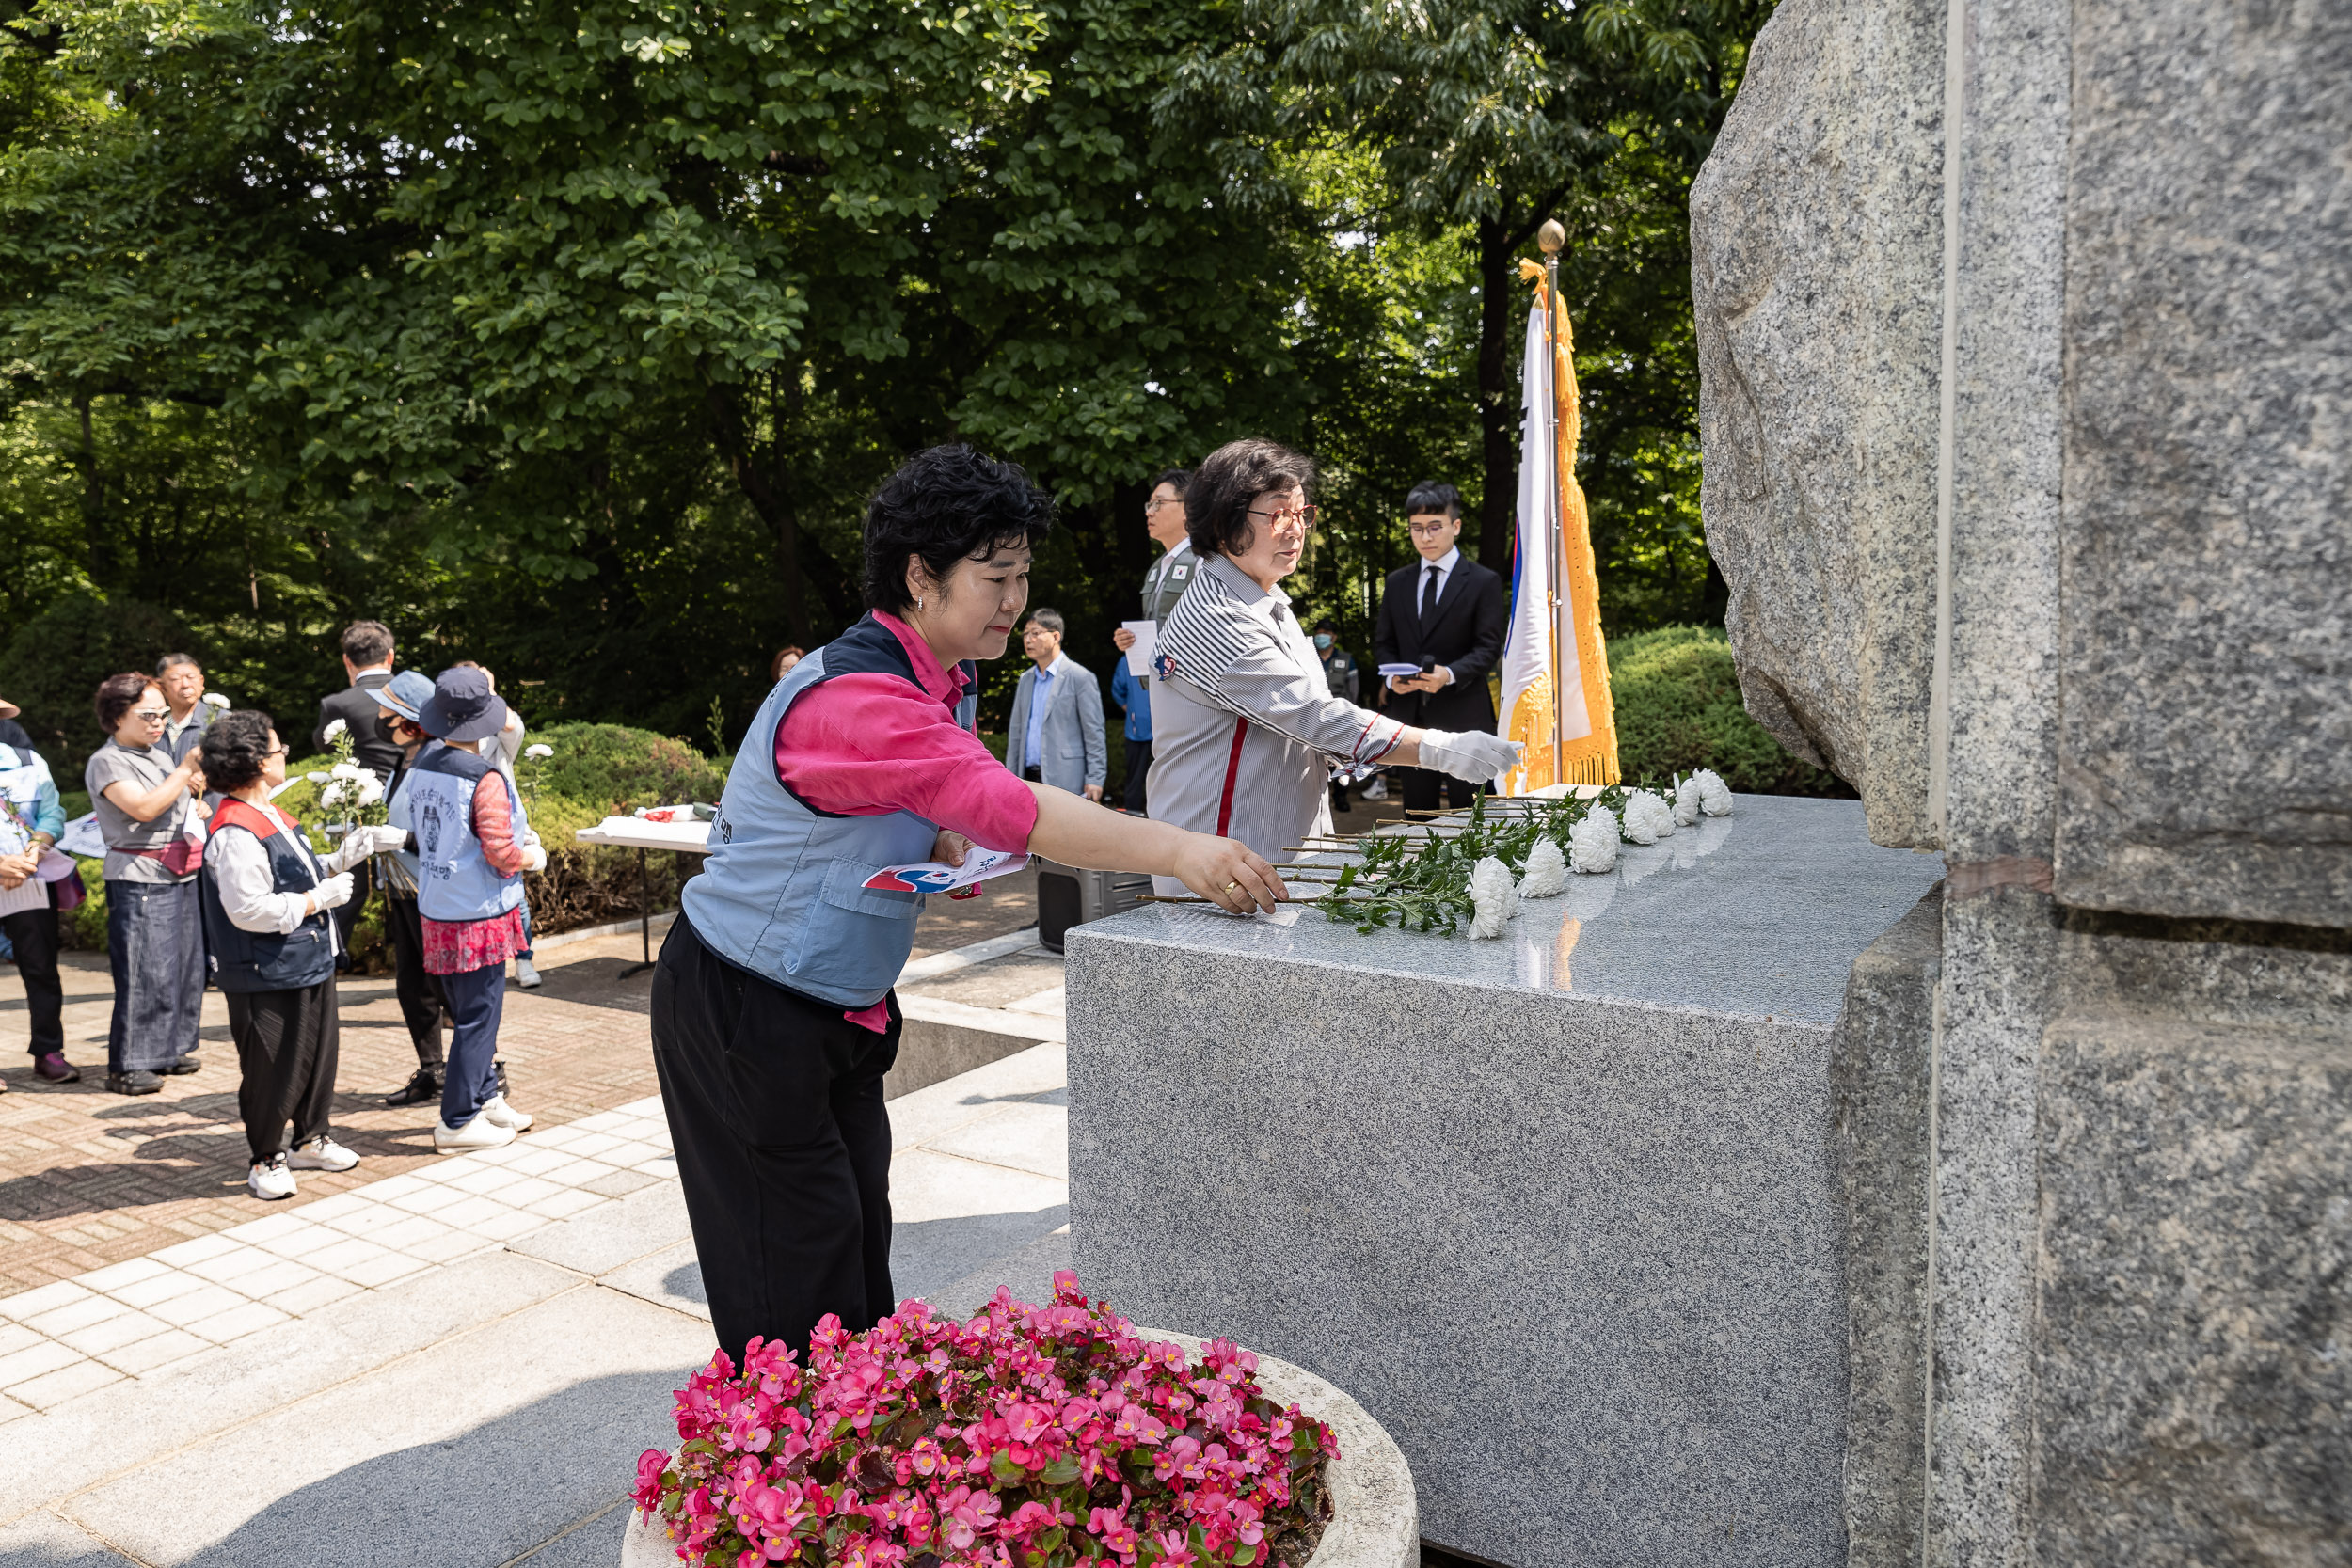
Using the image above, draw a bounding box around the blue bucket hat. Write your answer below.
[377,670,436,724]
[416,666,510,744]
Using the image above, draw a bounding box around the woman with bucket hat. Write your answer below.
[405,667,545,1151]
[374,670,453,1106]
[197,710,405,1199]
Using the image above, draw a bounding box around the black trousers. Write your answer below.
[4,894,64,1059]
[227,975,340,1163]
[382,892,448,1071]
[1399,766,1481,814]
[1122,737,1152,816]
[651,915,898,1364]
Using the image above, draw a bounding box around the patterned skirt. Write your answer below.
[421,907,528,976]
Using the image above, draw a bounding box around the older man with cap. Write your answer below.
[403,667,547,1151]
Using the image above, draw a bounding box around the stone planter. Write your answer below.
[621,1329,1416,1568]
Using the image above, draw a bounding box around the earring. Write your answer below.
[917,595,926,610]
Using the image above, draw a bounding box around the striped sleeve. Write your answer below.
[1155,573,1404,765]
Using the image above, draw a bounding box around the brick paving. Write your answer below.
[0,879,1043,1302]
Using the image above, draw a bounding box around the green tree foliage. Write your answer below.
[1610,625,1848,797]
[0,0,1778,752]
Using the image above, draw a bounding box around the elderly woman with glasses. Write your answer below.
[1145,438,1521,889]
[85,672,213,1094]
[197,711,405,1199]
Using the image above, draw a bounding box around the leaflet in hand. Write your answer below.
[1121,621,1158,677]
[1376,663,1423,677]
[864,848,1028,895]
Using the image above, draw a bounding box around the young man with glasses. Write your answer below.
[1373,481,1509,813]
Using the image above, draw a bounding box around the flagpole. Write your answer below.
[1537,217,1566,786]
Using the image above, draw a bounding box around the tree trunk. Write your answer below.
[1475,219,1518,572]
[1110,477,1151,609]
[705,382,853,638]
[74,392,111,587]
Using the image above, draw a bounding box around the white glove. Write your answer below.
[1417,729,1524,784]
[310,872,357,913]
[520,843,548,873]
[357,825,407,857]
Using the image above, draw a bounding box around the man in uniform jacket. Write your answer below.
[1003,609,1107,800]
[1374,481,1508,813]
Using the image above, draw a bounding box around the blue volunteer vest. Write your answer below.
[198,799,337,993]
[405,742,526,923]
[682,616,946,1007]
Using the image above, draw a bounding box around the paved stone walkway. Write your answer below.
[0,873,1042,1302]
[0,942,1073,1565]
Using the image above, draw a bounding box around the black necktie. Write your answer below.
[1421,564,1440,623]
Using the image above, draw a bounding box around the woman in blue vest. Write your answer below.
[197,711,405,1200]
[403,667,547,1153]
[659,444,1287,1366]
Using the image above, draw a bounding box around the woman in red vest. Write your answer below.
[198,711,405,1200]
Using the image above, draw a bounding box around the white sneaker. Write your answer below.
[288,1134,359,1172]
[248,1154,297,1201]
[434,1114,517,1153]
[478,1093,534,1132]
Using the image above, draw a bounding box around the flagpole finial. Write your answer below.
[1536,218,1565,255]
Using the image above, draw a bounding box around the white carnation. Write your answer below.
[1518,837,1567,898]
[1693,768,1733,816]
[1621,788,1676,844]
[1468,855,1517,940]
[322,718,348,742]
[1569,807,1620,874]
[1673,775,1702,827]
[201,692,230,711]
[524,743,554,760]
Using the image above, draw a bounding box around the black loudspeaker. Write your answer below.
[1036,869,1083,953]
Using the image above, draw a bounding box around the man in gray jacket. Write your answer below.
[1003,610,1107,800]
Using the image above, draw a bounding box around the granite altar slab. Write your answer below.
[1065,795,1945,1568]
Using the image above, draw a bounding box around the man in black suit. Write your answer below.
[313,620,405,777]
[312,620,403,966]
[1374,481,1508,813]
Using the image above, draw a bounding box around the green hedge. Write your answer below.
[1608,626,1851,796]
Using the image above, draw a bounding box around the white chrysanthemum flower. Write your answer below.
[524,743,554,760]
[330,762,362,781]
[1693,768,1733,816]
[201,692,230,711]
[1569,808,1620,874]
[320,781,347,808]
[1468,855,1516,939]
[322,718,348,742]
[354,774,384,807]
[1519,837,1567,897]
[1673,775,1702,827]
[1621,788,1676,844]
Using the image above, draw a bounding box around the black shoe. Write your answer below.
[107,1070,164,1096]
[159,1054,201,1075]
[385,1068,441,1107]
[493,1058,509,1099]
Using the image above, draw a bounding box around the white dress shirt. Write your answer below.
[209,800,375,940]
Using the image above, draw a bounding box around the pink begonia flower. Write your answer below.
[1154,1528,1199,1568]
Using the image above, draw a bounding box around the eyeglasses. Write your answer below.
[1407,519,1455,537]
[263,741,288,757]
[131,708,170,721]
[1144,497,1179,513]
[1248,504,1317,532]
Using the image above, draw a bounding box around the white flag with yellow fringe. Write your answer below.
[1498,268,1618,793]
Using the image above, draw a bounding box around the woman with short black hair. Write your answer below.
[660,442,1288,1367]
[198,710,404,1199]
